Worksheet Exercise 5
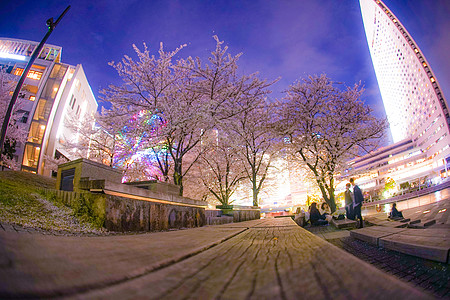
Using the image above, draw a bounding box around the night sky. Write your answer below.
[1,0,449,124]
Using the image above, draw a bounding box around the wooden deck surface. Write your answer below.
[0,218,432,299]
[79,218,429,299]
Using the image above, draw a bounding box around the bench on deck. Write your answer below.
[330,218,357,229]
[364,216,409,228]
[350,226,450,263]
[0,218,431,299]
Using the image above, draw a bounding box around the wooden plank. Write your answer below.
[330,218,357,229]
[79,220,430,299]
[350,226,408,246]
[0,226,248,298]
[379,234,450,263]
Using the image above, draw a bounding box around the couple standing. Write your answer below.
[344,178,364,228]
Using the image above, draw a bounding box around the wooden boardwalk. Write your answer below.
[0,218,431,299]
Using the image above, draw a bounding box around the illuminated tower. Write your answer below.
[360,0,449,146]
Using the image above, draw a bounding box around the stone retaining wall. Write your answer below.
[232,209,260,222]
[44,189,205,232]
[105,194,205,232]
[205,208,261,225]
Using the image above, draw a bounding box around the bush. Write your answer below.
[38,189,106,229]
[71,193,106,228]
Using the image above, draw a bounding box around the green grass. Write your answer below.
[0,170,55,206]
[0,170,104,233]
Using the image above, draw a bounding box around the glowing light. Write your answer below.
[0,52,27,61]
[422,210,430,214]
[438,209,446,213]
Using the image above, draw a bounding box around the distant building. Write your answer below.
[360,0,449,144]
[0,38,97,176]
[344,0,450,199]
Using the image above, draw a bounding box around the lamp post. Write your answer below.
[0,5,70,166]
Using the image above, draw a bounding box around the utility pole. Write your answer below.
[0,5,70,166]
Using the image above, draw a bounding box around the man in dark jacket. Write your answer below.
[350,178,364,228]
[344,183,354,220]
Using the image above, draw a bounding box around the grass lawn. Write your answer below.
[0,170,104,234]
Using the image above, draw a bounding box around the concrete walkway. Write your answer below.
[0,218,432,299]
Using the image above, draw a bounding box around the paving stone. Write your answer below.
[314,227,450,299]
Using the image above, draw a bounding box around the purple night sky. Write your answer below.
[1,0,449,124]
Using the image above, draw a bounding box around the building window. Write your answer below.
[12,68,43,80]
[14,68,24,76]
[27,70,43,80]
[21,112,29,123]
[22,144,41,168]
[27,122,46,144]
[69,95,75,107]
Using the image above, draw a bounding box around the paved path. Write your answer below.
[306,199,450,299]
[0,218,431,299]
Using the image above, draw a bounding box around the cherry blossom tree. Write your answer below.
[278,74,387,212]
[42,154,68,174]
[63,110,119,167]
[223,98,279,207]
[0,68,26,168]
[197,131,246,206]
[102,36,273,196]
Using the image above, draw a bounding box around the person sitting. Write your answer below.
[389,203,404,219]
[319,202,333,222]
[294,207,307,227]
[309,202,328,226]
[319,202,331,215]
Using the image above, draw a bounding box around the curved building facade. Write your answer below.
[335,1,450,202]
[0,38,98,176]
[360,0,449,148]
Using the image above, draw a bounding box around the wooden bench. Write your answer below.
[351,226,450,263]
[0,218,431,299]
[330,218,357,229]
[364,216,409,228]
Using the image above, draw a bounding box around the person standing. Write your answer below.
[350,178,364,228]
[344,183,354,220]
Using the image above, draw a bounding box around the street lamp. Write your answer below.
[0,5,70,166]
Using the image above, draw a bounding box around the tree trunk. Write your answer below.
[252,187,258,207]
[327,187,337,213]
[316,179,337,213]
[252,173,258,207]
[173,159,183,196]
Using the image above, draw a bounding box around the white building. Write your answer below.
[360,0,449,145]
[0,38,97,176]
[344,0,450,199]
